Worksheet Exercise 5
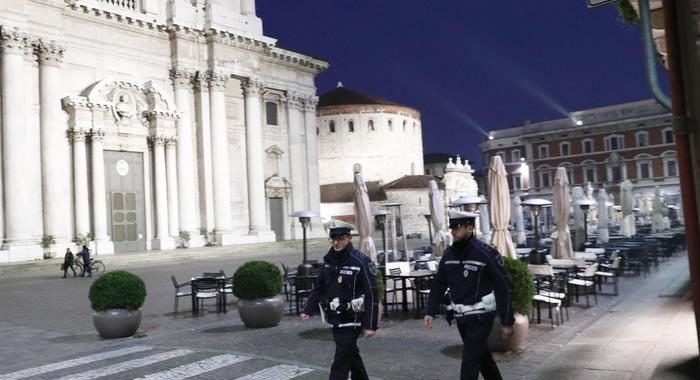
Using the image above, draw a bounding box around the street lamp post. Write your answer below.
[521,198,552,250]
[574,199,596,247]
[374,210,388,264]
[419,211,433,246]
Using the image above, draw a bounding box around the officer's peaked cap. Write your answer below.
[448,210,478,228]
[326,220,356,237]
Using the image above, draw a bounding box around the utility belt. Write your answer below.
[447,291,496,317]
[327,295,364,313]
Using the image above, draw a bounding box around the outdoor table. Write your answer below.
[383,270,435,318]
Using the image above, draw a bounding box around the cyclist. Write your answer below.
[77,245,92,278]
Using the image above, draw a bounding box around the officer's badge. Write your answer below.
[368,261,377,274]
[337,276,343,283]
[463,269,469,278]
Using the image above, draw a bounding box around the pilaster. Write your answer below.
[165,137,180,238]
[285,92,308,239]
[303,95,325,238]
[90,129,114,255]
[150,135,175,250]
[194,72,215,242]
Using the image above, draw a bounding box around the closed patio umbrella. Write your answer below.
[551,167,573,259]
[597,188,609,244]
[620,180,636,237]
[353,168,377,263]
[511,195,526,245]
[478,195,491,243]
[428,180,449,257]
[652,187,664,233]
[488,156,515,258]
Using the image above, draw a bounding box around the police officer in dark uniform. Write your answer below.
[301,220,379,380]
[424,211,514,380]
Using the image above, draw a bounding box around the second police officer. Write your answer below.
[424,210,515,380]
[300,220,379,380]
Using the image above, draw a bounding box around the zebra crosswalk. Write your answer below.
[0,345,317,380]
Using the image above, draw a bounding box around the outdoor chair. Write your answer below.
[568,263,598,307]
[383,267,404,312]
[170,274,192,315]
[595,256,621,296]
[528,265,568,327]
[218,269,234,298]
[191,277,223,315]
[281,263,300,314]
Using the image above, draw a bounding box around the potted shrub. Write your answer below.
[41,234,56,259]
[488,257,534,352]
[233,261,284,328]
[178,230,190,248]
[89,270,147,339]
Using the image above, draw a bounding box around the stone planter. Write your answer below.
[92,309,142,339]
[238,295,284,328]
[487,313,529,352]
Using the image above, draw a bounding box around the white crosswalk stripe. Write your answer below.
[0,346,317,380]
[0,345,154,380]
[52,349,194,380]
[233,364,314,380]
[132,354,250,380]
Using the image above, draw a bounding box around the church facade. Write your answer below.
[0,0,327,262]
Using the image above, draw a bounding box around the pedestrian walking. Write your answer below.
[300,220,379,380]
[424,211,514,380]
[62,248,76,278]
[77,245,92,278]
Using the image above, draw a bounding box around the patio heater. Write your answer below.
[450,195,486,213]
[290,210,317,274]
[374,210,388,264]
[521,198,552,250]
[418,211,433,246]
[574,199,596,246]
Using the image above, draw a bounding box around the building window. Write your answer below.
[638,162,651,179]
[665,159,678,177]
[565,168,574,184]
[329,120,336,133]
[636,131,649,147]
[496,151,506,162]
[607,164,624,182]
[512,174,522,190]
[538,145,549,159]
[540,171,551,188]
[348,120,354,132]
[368,120,375,131]
[604,135,624,151]
[560,142,570,156]
[663,128,674,144]
[511,149,521,163]
[583,162,597,184]
[265,102,278,126]
[582,139,593,154]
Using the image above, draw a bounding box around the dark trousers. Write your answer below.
[81,260,92,277]
[63,264,76,277]
[456,312,502,380]
[330,327,368,380]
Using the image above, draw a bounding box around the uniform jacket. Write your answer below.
[425,234,515,326]
[63,251,74,265]
[302,243,379,330]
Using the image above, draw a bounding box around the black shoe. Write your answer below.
[62,276,66,278]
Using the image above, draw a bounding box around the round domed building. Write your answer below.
[316,83,424,185]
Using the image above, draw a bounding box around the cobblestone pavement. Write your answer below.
[0,241,697,379]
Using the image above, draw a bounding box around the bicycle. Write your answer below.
[74,256,106,276]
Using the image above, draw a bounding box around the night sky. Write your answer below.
[257,1,669,168]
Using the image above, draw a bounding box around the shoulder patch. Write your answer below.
[496,255,504,267]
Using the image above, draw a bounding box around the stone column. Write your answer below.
[170,69,196,236]
[39,40,71,247]
[243,78,274,240]
[72,129,90,240]
[208,70,234,244]
[90,129,114,254]
[194,73,215,238]
[285,92,308,239]
[303,95,325,237]
[1,29,43,257]
[241,0,256,15]
[150,135,174,250]
[165,138,180,238]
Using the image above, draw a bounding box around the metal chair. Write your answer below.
[170,275,192,315]
[191,277,223,315]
